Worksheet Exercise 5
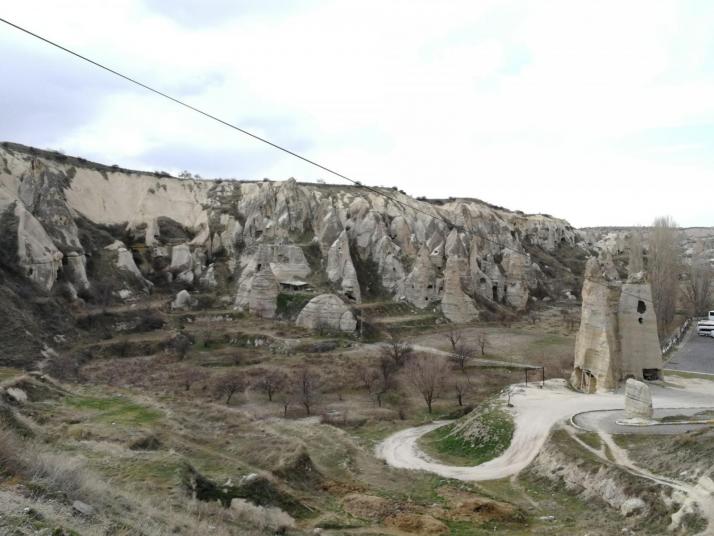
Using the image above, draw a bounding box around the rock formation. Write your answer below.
[571,254,663,392]
[0,142,587,360]
[441,256,478,323]
[235,262,279,319]
[623,378,653,420]
[326,231,361,303]
[295,294,357,333]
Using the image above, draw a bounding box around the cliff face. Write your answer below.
[0,142,583,351]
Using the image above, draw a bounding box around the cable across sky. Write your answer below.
[0,15,652,303]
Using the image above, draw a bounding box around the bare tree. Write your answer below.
[293,367,322,416]
[648,216,682,338]
[169,331,193,360]
[406,355,449,414]
[380,339,414,369]
[176,367,207,392]
[450,342,473,373]
[683,253,713,317]
[454,379,470,406]
[253,368,287,402]
[356,365,381,404]
[374,355,398,407]
[476,333,489,356]
[214,372,245,405]
[444,326,462,353]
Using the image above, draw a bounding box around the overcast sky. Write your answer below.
[1,1,713,228]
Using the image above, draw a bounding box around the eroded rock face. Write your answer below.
[403,246,440,308]
[172,289,193,310]
[0,143,584,324]
[235,263,279,318]
[572,255,663,392]
[295,294,356,333]
[441,256,478,323]
[624,379,653,419]
[326,231,361,303]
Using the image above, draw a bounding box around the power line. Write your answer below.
[0,16,653,304]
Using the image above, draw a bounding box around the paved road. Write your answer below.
[665,329,714,374]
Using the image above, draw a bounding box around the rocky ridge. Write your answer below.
[0,142,584,361]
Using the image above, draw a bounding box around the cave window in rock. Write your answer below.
[642,368,660,381]
[637,300,646,314]
[345,292,356,302]
[427,284,433,289]
[638,317,643,324]
[492,285,498,301]
[256,263,262,271]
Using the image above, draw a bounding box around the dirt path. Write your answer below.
[376,376,714,483]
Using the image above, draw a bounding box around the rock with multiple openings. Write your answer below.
[571,253,663,392]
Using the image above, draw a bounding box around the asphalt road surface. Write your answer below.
[665,329,714,374]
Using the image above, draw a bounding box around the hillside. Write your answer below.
[0,142,586,366]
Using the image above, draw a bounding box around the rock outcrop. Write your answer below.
[571,254,663,392]
[0,141,587,361]
[295,294,357,333]
[326,231,361,303]
[235,263,279,319]
[441,256,478,323]
[623,379,653,420]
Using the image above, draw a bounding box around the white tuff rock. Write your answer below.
[295,294,357,333]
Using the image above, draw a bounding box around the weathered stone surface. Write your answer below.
[403,246,440,308]
[6,387,27,404]
[624,379,653,419]
[572,255,663,392]
[235,264,279,318]
[620,497,646,517]
[296,294,356,333]
[441,256,478,323]
[0,143,581,320]
[169,244,193,273]
[172,289,193,310]
[326,231,361,303]
[72,500,95,517]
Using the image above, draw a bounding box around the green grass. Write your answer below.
[64,396,162,425]
[0,367,22,381]
[576,432,601,450]
[418,409,514,466]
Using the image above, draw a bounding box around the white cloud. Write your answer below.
[1,0,713,227]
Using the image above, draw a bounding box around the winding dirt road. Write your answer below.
[376,377,714,482]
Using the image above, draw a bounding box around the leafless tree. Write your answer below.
[476,333,489,356]
[454,379,470,406]
[169,331,192,360]
[214,372,246,405]
[450,342,474,373]
[444,326,462,353]
[356,365,381,404]
[406,355,449,414]
[176,367,207,392]
[293,367,322,416]
[380,339,414,369]
[648,216,682,338]
[253,368,288,402]
[374,355,399,407]
[683,253,713,317]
